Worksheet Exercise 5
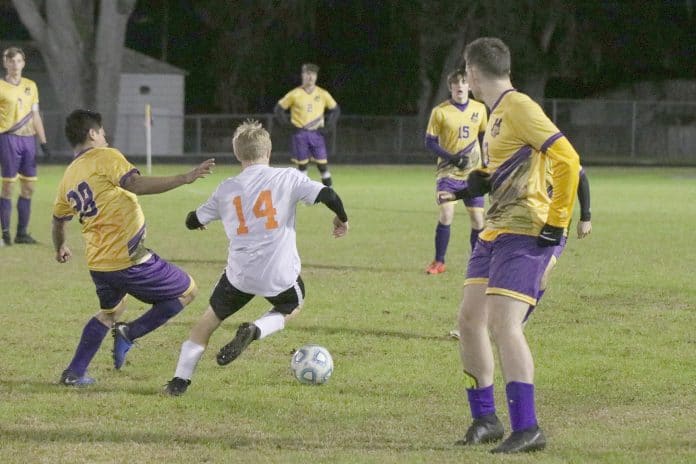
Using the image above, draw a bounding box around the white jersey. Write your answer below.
[196,164,324,296]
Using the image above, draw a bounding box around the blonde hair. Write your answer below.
[232,119,272,161]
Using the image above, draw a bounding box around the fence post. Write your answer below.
[631,102,637,158]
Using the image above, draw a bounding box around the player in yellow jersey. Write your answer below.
[0,47,50,245]
[274,63,340,186]
[424,69,487,275]
[447,38,580,454]
[52,109,215,386]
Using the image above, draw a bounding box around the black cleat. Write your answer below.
[455,413,505,445]
[490,425,546,454]
[216,322,259,366]
[164,377,191,396]
[112,322,134,370]
[59,369,96,387]
[2,231,11,246]
[14,232,38,244]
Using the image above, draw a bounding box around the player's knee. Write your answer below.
[1,182,13,197]
[95,310,118,326]
[279,302,303,320]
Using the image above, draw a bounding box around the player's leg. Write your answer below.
[291,130,310,175]
[309,132,332,186]
[523,237,565,325]
[0,133,18,246]
[217,276,305,366]
[167,273,254,394]
[111,254,198,369]
[14,138,38,244]
[484,234,553,453]
[455,238,504,446]
[464,195,485,251]
[427,177,464,274]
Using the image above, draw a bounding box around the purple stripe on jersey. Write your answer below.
[3,112,33,134]
[457,140,477,155]
[53,215,73,222]
[449,99,470,112]
[490,145,533,191]
[490,88,516,113]
[119,168,140,187]
[74,147,94,159]
[127,224,146,255]
[540,132,564,153]
[302,116,323,130]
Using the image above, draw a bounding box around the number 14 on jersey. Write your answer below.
[232,190,279,235]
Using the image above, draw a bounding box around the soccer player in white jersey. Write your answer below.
[164,120,349,396]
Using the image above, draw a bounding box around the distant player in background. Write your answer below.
[274,63,340,187]
[165,120,349,396]
[0,47,50,246]
[424,69,487,275]
[450,37,580,453]
[52,109,215,386]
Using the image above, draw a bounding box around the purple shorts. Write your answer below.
[0,133,37,180]
[89,253,194,310]
[291,129,328,164]
[465,233,555,305]
[436,177,484,208]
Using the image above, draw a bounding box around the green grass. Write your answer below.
[1,164,695,463]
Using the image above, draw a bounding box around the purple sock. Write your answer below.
[0,197,11,232]
[506,381,538,431]
[434,222,450,262]
[67,317,110,376]
[128,298,184,340]
[469,228,482,251]
[17,196,31,235]
[467,384,496,419]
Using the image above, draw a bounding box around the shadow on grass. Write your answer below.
[0,378,164,396]
[288,325,450,342]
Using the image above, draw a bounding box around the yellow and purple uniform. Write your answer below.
[278,86,337,130]
[465,89,580,305]
[425,99,488,180]
[0,77,39,181]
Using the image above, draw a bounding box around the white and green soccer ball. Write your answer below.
[291,344,333,385]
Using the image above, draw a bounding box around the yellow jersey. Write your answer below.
[0,77,39,135]
[278,86,337,130]
[425,99,487,179]
[481,90,579,240]
[53,147,149,271]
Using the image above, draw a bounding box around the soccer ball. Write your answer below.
[290,344,333,385]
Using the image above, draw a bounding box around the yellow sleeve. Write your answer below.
[101,149,139,187]
[479,105,488,133]
[425,107,441,138]
[324,90,337,110]
[52,183,74,220]
[545,137,580,227]
[278,90,295,110]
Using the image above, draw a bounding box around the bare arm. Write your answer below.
[52,217,72,263]
[122,158,215,195]
[33,109,47,144]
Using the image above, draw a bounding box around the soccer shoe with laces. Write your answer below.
[490,425,546,454]
[2,231,11,246]
[60,369,96,387]
[216,322,259,366]
[14,232,38,244]
[164,377,191,396]
[112,322,134,370]
[425,260,446,275]
[455,413,505,446]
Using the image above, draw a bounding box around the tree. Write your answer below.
[12,0,137,139]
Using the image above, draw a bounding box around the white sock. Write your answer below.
[320,170,331,179]
[253,310,285,340]
[174,340,205,380]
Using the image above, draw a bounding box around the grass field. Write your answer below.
[1,163,695,463]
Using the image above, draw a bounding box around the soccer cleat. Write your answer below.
[112,322,134,370]
[2,231,11,246]
[216,322,259,366]
[164,377,191,396]
[490,426,547,454]
[425,260,446,275]
[448,329,461,339]
[60,369,96,387]
[455,413,505,446]
[14,232,38,244]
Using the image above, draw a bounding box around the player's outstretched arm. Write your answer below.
[123,158,215,195]
[185,211,207,230]
[51,217,72,263]
[314,187,349,238]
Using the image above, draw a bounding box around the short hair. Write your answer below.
[301,63,319,74]
[463,37,511,78]
[232,119,272,161]
[65,109,102,147]
[3,47,25,61]
[447,69,467,86]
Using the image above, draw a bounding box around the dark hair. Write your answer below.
[65,110,102,147]
[447,68,467,85]
[3,47,25,60]
[463,37,511,78]
[301,63,319,73]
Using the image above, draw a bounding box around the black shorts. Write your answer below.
[209,273,306,320]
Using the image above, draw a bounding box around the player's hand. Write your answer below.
[56,245,72,263]
[437,192,456,204]
[467,170,492,196]
[332,217,348,238]
[41,143,51,160]
[537,223,564,247]
[577,220,592,239]
[453,154,469,170]
[185,158,216,183]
